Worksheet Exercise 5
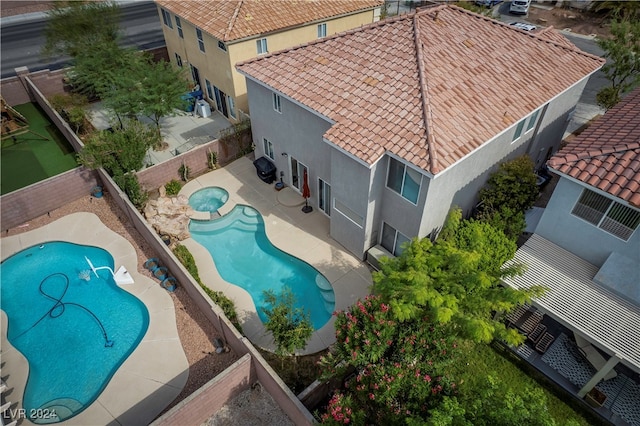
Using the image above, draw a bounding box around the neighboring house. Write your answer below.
[154,0,382,121]
[504,88,640,396]
[236,5,604,260]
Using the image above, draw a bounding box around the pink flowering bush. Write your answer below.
[319,295,458,424]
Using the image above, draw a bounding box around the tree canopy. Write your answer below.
[373,208,543,345]
[596,19,640,109]
[262,287,313,358]
[320,296,459,425]
[43,1,121,59]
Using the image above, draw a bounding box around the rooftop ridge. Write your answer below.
[224,0,243,41]
[413,10,439,173]
[549,142,640,167]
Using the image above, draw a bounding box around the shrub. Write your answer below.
[476,156,538,240]
[178,163,190,182]
[165,179,182,196]
[173,244,242,332]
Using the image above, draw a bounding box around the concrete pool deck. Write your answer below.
[180,157,374,355]
[0,213,188,425]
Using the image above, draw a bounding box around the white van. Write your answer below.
[510,0,531,14]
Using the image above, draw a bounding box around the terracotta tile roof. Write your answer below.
[548,88,640,207]
[237,5,604,174]
[156,0,383,42]
[536,26,577,49]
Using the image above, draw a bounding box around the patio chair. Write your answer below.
[535,332,555,353]
[527,323,547,344]
[520,311,544,335]
[506,305,528,326]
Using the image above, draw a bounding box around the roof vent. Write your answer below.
[245,13,253,21]
[314,56,329,65]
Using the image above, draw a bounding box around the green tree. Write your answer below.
[590,1,640,20]
[262,287,313,363]
[319,296,459,425]
[478,155,539,217]
[68,42,143,107]
[475,155,538,239]
[132,58,190,136]
[78,119,158,173]
[43,1,121,59]
[373,209,542,345]
[596,19,640,109]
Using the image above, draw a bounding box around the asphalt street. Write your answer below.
[0,0,164,79]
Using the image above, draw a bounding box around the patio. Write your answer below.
[179,156,374,355]
[86,102,233,165]
[507,312,640,426]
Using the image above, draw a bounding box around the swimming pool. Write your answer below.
[189,204,335,330]
[189,187,229,213]
[0,242,149,423]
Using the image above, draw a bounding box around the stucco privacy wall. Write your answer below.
[152,354,253,426]
[0,168,99,231]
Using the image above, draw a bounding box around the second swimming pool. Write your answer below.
[1,242,149,423]
[189,204,335,330]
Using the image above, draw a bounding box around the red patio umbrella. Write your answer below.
[302,168,312,213]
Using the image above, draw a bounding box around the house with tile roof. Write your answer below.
[503,88,640,400]
[236,4,604,259]
[154,0,382,121]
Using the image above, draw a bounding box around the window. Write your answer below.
[386,158,421,204]
[196,28,205,52]
[318,179,331,216]
[161,8,173,28]
[218,40,227,51]
[572,189,640,240]
[174,53,183,67]
[272,92,282,113]
[228,96,236,119]
[263,138,274,160]
[334,199,363,227]
[381,223,410,256]
[512,118,526,142]
[526,108,541,132]
[256,38,268,54]
[205,79,213,100]
[317,23,327,38]
[175,16,183,38]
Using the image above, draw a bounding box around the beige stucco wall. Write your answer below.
[158,5,378,121]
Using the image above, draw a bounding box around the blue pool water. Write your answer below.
[189,187,229,213]
[189,204,335,330]
[0,242,149,423]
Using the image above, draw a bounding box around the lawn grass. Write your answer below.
[451,340,607,426]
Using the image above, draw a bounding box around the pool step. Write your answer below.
[320,290,335,304]
[323,299,335,313]
[315,276,332,291]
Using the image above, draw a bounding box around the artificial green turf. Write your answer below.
[1,103,78,195]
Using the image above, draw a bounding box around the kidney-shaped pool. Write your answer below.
[188,203,335,330]
[1,242,149,423]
